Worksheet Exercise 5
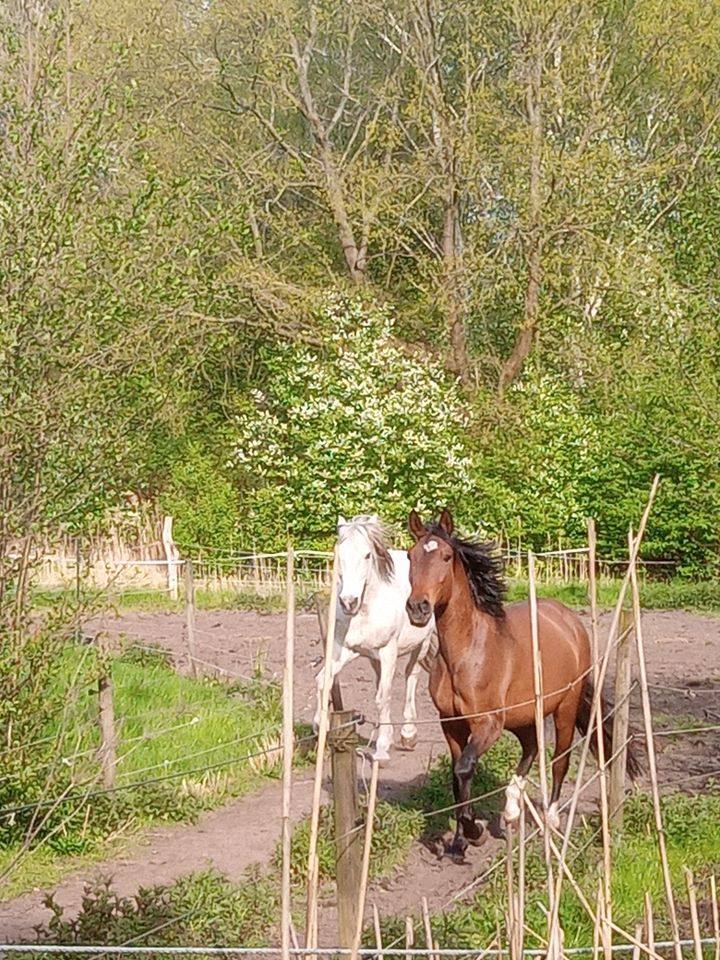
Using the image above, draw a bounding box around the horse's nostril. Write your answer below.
[340,596,359,615]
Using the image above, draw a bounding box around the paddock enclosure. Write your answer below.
[0,609,720,946]
[3,487,720,958]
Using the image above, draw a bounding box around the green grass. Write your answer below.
[34,576,720,616]
[283,799,425,889]
[36,642,283,789]
[0,642,287,898]
[507,576,720,614]
[32,586,289,614]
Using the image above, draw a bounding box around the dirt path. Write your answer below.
[2,608,719,942]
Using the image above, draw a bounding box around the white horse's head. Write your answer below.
[336,514,394,617]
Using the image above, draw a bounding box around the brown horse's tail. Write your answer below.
[575,678,642,782]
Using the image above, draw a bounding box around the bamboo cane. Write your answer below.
[710,875,719,960]
[685,867,703,960]
[588,518,612,960]
[351,759,380,960]
[373,902,384,960]
[547,478,660,944]
[281,545,295,960]
[305,548,341,956]
[629,529,682,960]
[528,552,557,958]
[421,897,437,960]
[644,893,655,960]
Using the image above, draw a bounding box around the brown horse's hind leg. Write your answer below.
[548,695,581,830]
[503,725,538,824]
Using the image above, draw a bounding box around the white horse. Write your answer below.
[313,515,437,762]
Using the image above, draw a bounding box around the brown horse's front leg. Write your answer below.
[439,720,470,862]
[451,718,502,862]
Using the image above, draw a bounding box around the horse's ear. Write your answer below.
[408,509,425,541]
[439,508,454,535]
[337,515,348,529]
[368,513,379,525]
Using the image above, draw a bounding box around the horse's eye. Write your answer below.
[443,554,452,563]
[364,553,371,560]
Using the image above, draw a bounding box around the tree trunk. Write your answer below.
[292,22,365,286]
[499,41,543,396]
[442,175,470,383]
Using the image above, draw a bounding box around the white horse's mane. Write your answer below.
[337,514,395,582]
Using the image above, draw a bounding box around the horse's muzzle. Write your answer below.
[339,595,361,616]
[406,598,432,627]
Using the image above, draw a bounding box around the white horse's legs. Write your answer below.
[313,643,359,733]
[400,648,421,749]
[372,644,398,763]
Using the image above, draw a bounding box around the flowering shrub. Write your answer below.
[233,297,473,547]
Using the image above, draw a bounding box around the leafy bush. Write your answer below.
[233,295,474,548]
[37,870,279,946]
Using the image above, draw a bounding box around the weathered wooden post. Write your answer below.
[184,560,198,678]
[330,709,362,949]
[97,636,116,790]
[609,605,633,833]
[162,515,179,600]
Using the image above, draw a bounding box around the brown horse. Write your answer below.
[406,508,639,861]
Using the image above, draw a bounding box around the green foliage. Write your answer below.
[159,444,241,555]
[233,296,474,547]
[38,870,279,946]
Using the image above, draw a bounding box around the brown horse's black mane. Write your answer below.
[426,524,506,618]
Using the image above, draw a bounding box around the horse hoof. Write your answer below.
[400,733,417,751]
[544,805,560,832]
[447,845,468,864]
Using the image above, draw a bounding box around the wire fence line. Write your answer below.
[34,532,687,602]
[2,943,719,957]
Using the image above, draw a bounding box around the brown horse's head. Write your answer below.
[405,508,456,626]
[406,508,506,626]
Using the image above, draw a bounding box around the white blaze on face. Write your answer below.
[423,539,439,553]
[338,528,372,606]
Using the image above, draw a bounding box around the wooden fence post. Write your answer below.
[330,709,362,950]
[609,606,633,833]
[162,515,179,600]
[184,560,198,679]
[97,636,116,790]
